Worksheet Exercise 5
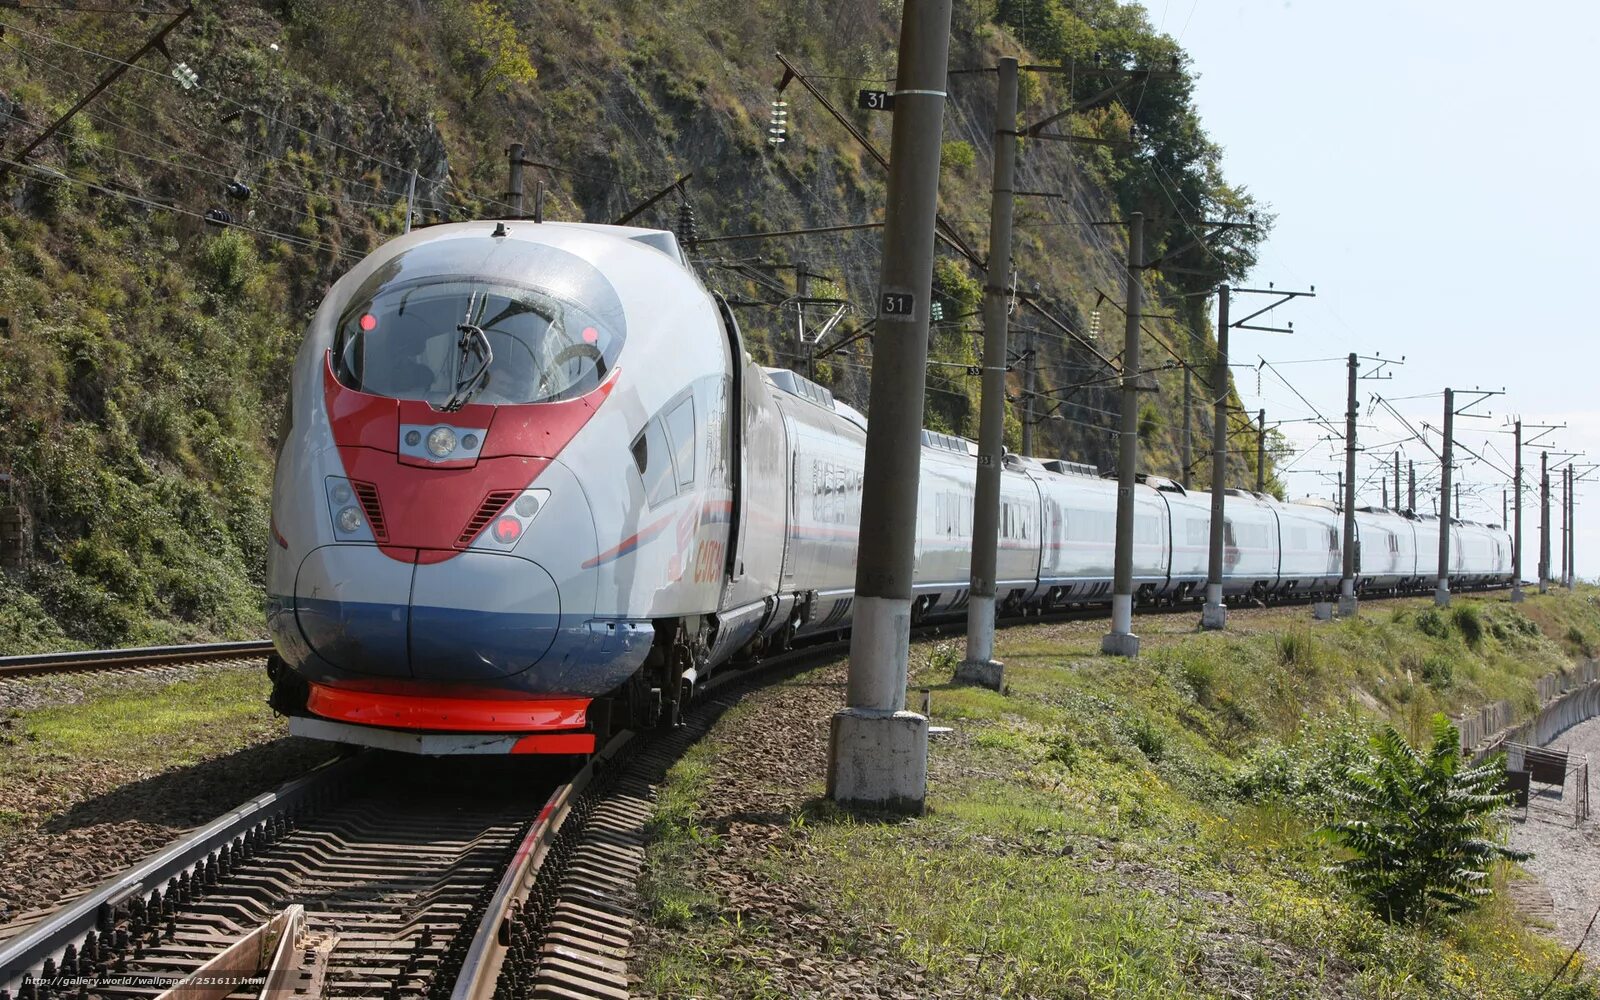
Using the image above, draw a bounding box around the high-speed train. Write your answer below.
[264,221,1513,755]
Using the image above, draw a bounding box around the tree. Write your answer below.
[447,0,537,99]
[1324,714,1527,926]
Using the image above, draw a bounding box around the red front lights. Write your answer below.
[359,313,378,331]
[492,517,522,544]
[581,326,599,344]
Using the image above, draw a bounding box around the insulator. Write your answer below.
[226,181,251,201]
[675,201,697,249]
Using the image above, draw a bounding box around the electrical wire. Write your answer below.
[0,14,514,211]
[0,153,364,259]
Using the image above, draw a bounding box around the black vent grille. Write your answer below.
[351,481,387,542]
[457,490,519,546]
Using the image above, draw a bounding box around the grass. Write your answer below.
[0,668,285,807]
[635,588,1600,999]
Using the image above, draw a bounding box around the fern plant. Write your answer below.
[1324,713,1527,926]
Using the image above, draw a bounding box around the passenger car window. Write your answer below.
[631,420,675,506]
[665,398,696,488]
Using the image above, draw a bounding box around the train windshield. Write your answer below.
[333,278,620,407]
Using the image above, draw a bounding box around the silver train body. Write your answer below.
[265,222,1513,754]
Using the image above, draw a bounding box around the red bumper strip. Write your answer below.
[512,732,598,754]
[307,682,590,733]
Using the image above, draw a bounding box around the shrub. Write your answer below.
[1420,655,1454,688]
[1121,715,1167,762]
[1236,712,1372,818]
[1325,714,1526,926]
[1276,628,1315,669]
[1451,604,1484,648]
[197,230,260,297]
[1414,608,1450,640]
[941,139,976,173]
[1565,626,1594,658]
[1045,731,1079,769]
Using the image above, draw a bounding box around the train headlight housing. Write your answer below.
[427,426,458,458]
[325,476,376,542]
[472,488,549,550]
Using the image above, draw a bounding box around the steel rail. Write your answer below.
[0,752,369,992]
[0,639,273,678]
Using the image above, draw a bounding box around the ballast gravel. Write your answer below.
[1508,711,1600,957]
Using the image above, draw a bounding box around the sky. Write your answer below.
[1126,0,1600,580]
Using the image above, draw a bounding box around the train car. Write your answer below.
[1029,465,1169,605]
[1216,490,1283,598]
[266,219,1511,759]
[1351,507,1417,591]
[1274,498,1343,596]
[267,221,743,752]
[1158,481,1212,602]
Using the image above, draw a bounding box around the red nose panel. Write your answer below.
[323,356,616,559]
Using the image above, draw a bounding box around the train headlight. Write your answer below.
[427,426,457,458]
[337,506,364,534]
[325,476,376,541]
[471,488,549,550]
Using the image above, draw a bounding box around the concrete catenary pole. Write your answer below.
[958,55,1019,692]
[1512,420,1524,601]
[1570,469,1578,586]
[1435,389,1454,607]
[826,0,952,814]
[1340,353,1359,615]
[1255,408,1267,494]
[1408,460,1416,512]
[1562,466,1571,587]
[1455,481,1460,519]
[1200,285,1231,629]
[1101,213,1144,657]
[1540,451,1550,593]
[1181,367,1193,490]
[1394,452,1401,512]
[507,142,525,218]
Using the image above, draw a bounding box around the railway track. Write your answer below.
[0,634,845,1000]
[0,641,273,680]
[0,587,1519,999]
[0,746,620,1000]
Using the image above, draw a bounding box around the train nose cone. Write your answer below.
[294,545,413,677]
[409,552,563,680]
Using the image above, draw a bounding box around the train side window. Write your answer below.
[631,420,676,506]
[665,398,696,488]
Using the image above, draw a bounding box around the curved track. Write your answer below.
[0,588,1517,998]
[0,641,273,680]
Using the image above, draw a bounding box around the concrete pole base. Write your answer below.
[1338,595,1359,618]
[1434,583,1451,608]
[954,658,1004,691]
[1312,602,1334,621]
[1511,586,1525,603]
[1100,631,1141,657]
[1200,603,1227,630]
[827,708,928,814]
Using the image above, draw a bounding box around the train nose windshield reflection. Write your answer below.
[333,279,616,407]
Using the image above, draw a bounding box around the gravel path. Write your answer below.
[1508,711,1600,956]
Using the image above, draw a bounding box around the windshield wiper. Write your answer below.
[442,322,493,411]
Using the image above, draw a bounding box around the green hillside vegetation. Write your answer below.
[641,589,1600,998]
[0,0,1274,651]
